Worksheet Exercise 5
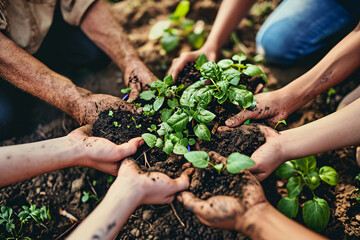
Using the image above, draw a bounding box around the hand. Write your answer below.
[124,60,157,102]
[68,125,144,175]
[177,170,267,233]
[218,125,284,182]
[115,159,194,205]
[167,47,218,81]
[225,89,291,128]
[76,93,141,125]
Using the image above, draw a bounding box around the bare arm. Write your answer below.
[0,33,137,125]
[80,0,157,101]
[68,159,191,240]
[168,0,255,79]
[227,21,360,127]
[0,125,143,187]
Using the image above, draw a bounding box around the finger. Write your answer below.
[209,151,227,165]
[70,124,93,137]
[128,86,141,103]
[119,158,141,173]
[170,168,193,193]
[254,84,264,94]
[217,126,233,133]
[116,137,144,159]
[167,58,185,81]
[225,109,259,127]
[177,191,197,205]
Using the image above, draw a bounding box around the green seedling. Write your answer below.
[184,151,255,175]
[108,110,114,117]
[326,87,336,104]
[354,173,360,203]
[18,205,51,227]
[121,87,131,94]
[131,117,142,128]
[275,156,339,232]
[244,119,250,124]
[141,53,266,155]
[81,191,99,203]
[147,124,157,132]
[149,0,205,52]
[0,206,15,234]
[274,120,287,130]
[107,175,115,183]
[113,121,121,127]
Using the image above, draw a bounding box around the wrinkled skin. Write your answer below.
[225,90,290,128]
[218,124,283,182]
[118,159,194,205]
[178,169,266,232]
[124,60,157,103]
[68,125,144,176]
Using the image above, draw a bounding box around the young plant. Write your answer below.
[274,120,287,130]
[131,117,142,128]
[184,151,255,175]
[148,0,205,52]
[275,156,339,232]
[81,191,99,203]
[0,206,15,235]
[18,204,51,227]
[354,173,360,203]
[326,87,336,104]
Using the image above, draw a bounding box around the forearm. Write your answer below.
[68,183,141,240]
[0,136,85,187]
[80,0,142,71]
[202,0,255,52]
[241,202,326,240]
[280,98,360,161]
[280,23,360,114]
[0,33,92,124]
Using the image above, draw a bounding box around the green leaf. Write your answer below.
[217,59,234,69]
[167,99,179,109]
[108,110,114,117]
[195,54,208,70]
[221,68,241,85]
[157,122,173,136]
[149,80,167,92]
[173,142,189,155]
[194,123,211,141]
[161,33,179,52]
[184,151,209,168]
[188,32,205,49]
[153,96,165,111]
[155,138,164,148]
[167,111,189,132]
[296,156,317,174]
[164,75,173,86]
[217,80,230,94]
[243,64,264,77]
[143,104,153,112]
[142,133,157,147]
[200,62,221,81]
[172,0,190,19]
[304,171,321,190]
[319,166,339,186]
[121,87,132,94]
[148,20,171,40]
[180,138,188,147]
[276,161,297,179]
[140,90,156,101]
[180,80,206,107]
[214,163,224,174]
[225,152,255,174]
[189,138,196,145]
[160,108,174,122]
[163,139,174,154]
[228,86,254,109]
[82,192,90,203]
[194,87,213,109]
[303,198,330,232]
[170,132,183,144]
[286,176,303,198]
[277,197,299,219]
[193,109,216,123]
[232,53,247,63]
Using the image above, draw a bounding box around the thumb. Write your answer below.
[127,87,140,103]
[171,168,194,193]
[116,137,144,159]
[225,109,258,127]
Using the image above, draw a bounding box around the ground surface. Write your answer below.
[0,0,359,239]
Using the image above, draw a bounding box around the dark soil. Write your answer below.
[177,63,202,88]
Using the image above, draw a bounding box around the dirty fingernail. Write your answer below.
[139,139,145,146]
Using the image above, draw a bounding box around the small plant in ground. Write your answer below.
[131,117,142,128]
[326,87,336,104]
[81,191,99,203]
[275,156,339,232]
[141,53,267,155]
[113,121,121,127]
[148,0,205,52]
[18,205,51,227]
[354,173,360,203]
[184,151,255,174]
[274,120,287,130]
[121,87,132,94]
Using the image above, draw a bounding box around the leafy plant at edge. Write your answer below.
[141,53,267,156]
[148,0,205,52]
[275,156,339,232]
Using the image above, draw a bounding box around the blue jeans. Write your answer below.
[256,0,359,65]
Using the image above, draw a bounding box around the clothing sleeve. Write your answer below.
[60,0,97,26]
[0,9,7,32]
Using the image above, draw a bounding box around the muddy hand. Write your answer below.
[225,90,290,128]
[124,61,157,102]
[77,93,141,125]
[68,125,144,175]
[167,48,217,81]
[218,124,283,182]
[116,159,194,205]
[178,170,266,232]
